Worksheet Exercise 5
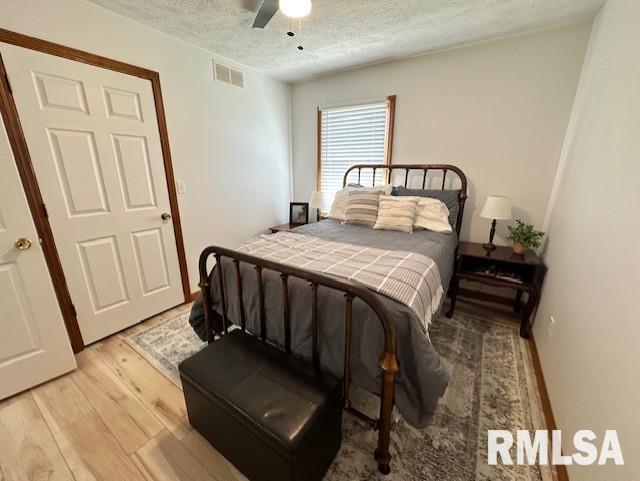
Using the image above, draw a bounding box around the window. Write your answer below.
[317,96,396,213]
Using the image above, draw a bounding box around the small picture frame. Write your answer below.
[289,202,309,226]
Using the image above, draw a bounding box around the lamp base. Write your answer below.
[484,219,498,252]
[483,242,497,251]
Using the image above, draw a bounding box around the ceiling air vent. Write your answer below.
[213,62,244,88]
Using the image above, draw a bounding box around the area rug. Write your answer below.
[126,309,551,481]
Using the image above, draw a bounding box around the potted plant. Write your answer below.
[506,219,545,254]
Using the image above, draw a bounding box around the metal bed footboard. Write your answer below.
[198,245,399,475]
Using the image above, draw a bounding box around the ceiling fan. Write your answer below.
[252,0,312,28]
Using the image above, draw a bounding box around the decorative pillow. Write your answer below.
[374,195,419,233]
[328,186,355,221]
[392,186,460,229]
[349,183,394,195]
[328,184,393,221]
[414,198,453,233]
[344,190,381,227]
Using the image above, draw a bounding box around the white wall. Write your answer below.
[534,0,640,479]
[291,23,591,243]
[0,0,291,293]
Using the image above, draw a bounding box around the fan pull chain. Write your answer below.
[297,18,304,50]
[283,15,304,50]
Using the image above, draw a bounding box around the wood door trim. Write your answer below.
[0,29,158,80]
[149,72,191,305]
[0,28,191,352]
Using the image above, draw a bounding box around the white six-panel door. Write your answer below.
[0,112,76,400]
[1,44,184,343]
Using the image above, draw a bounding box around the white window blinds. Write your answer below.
[319,101,391,213]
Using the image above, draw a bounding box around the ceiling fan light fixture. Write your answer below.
[279,0,311,18]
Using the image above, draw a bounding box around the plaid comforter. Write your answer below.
[238,232,443,332]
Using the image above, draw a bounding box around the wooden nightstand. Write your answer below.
[447,241,547,338]
[269,223,298,234]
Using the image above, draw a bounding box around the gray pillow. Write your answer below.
[344,190,380,227]
[392,186,461,229]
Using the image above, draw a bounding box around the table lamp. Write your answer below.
[480,195,511,251]
[309,191,325,222]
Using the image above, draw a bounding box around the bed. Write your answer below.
[189,164,467,474]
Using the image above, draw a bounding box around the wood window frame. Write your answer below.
[316,95,396,192]
[0,28,190,352]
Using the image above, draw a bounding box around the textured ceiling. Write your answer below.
[87,0,604,82]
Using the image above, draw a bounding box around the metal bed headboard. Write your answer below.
[342,163,468,236]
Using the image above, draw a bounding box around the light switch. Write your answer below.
[176,180,186,194]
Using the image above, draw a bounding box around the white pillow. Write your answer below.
[374,195,419,233]
[328,186,354,221]
[372,184,394,195]
[328,184,392,221]
[414,198,453,233]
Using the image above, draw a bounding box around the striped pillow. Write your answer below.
[373,195,419,233]
[329,184,393,221]
[344,190,381,227]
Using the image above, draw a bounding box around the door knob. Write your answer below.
[161,212,172,221]
[15,238,32,251]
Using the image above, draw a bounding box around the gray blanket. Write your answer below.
[190,219,457,427]
[237,232,443,332]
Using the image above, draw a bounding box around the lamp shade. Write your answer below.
[279,0,312,18]
[480,195,511,220]
[309,191,325,209]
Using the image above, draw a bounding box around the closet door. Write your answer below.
[0,112,76,400]
[1,44,184,343]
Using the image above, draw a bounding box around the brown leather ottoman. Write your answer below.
[179,330,342,481]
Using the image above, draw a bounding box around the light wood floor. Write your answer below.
[0,301,549,481]
[0,304,248,481]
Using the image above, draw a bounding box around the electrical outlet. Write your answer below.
[176,180,186,194]
[547,316,556,337]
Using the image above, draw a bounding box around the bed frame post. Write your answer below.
[457,192,468,235]
[343,293,354,409]
[375,351,399,475]
[198,247,216,343]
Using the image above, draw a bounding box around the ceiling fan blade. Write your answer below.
[252,0,279,28]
